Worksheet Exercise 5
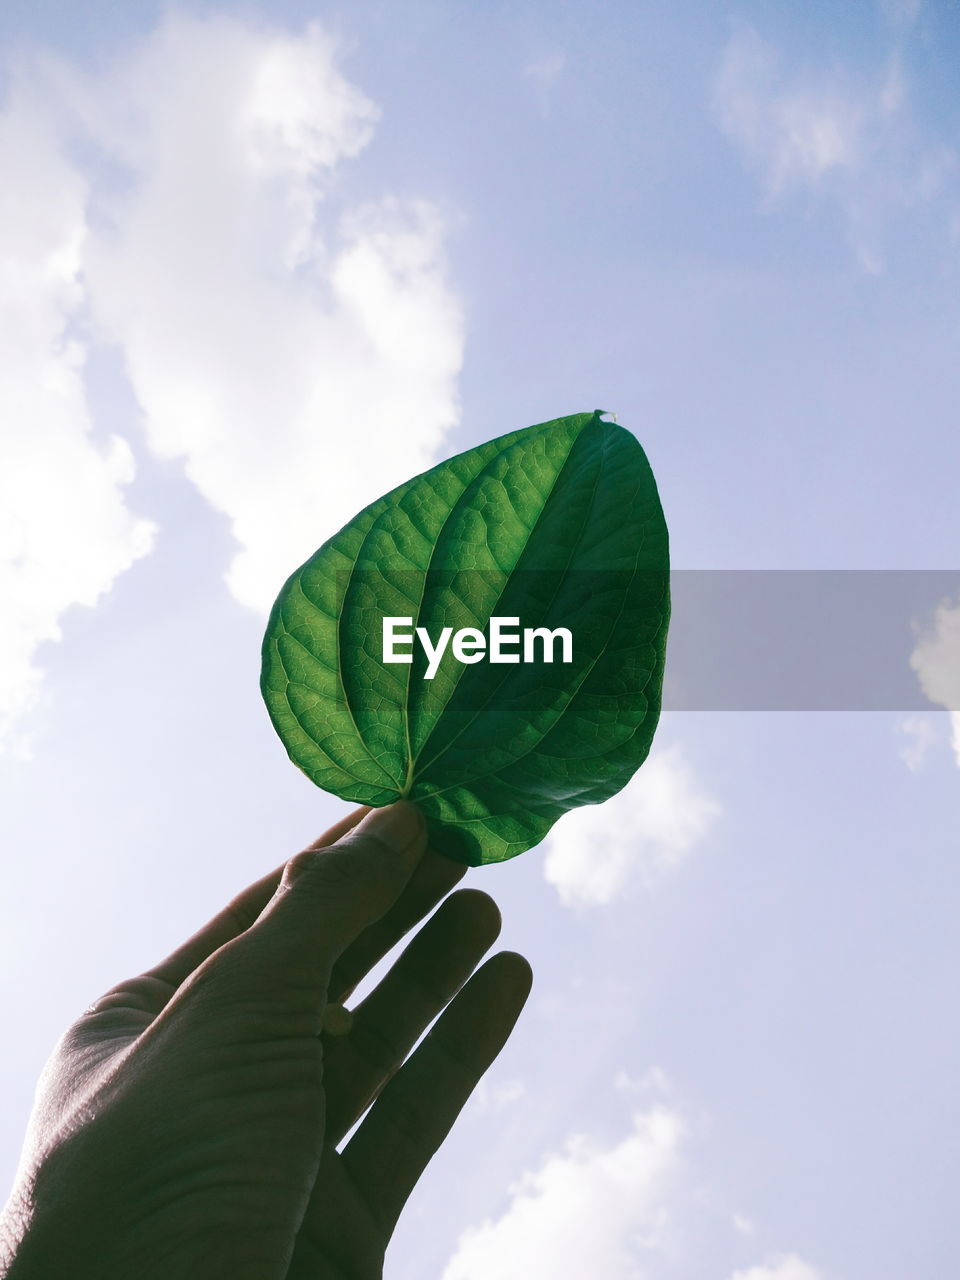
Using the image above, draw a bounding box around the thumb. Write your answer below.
[217,801,427,998]
[265,801,427,956]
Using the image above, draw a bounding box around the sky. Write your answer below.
[1,1,958,1277]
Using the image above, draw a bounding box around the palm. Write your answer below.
[14,810,529,1280]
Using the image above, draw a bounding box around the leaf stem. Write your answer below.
[400,749,415,798]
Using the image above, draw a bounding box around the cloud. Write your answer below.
[524,51,567,118]
[543,744,720,907]
[0,13,464,748]
[879,0,923,28]
[441,1104,685,1280]
[713,22,955,271]
[448,1070,821,1280]
[714,28,864,194]
[0,66,155,754]
[898,713,941,772]
[909,594,960,766]
[469,1077,526,1114]
[730,1256,822,1280]
[72,12,465,612]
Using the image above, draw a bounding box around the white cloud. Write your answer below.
[713,26,864,196]
[524,51,567,118]
[0,67,155,754]
[441,1104,685,1280]
[909,595,960,766]
[469,1077,526,1114]
[713,22,955,271]
[447,1072,821,1280]
[543,744,720,907]
[730,1255,822,1280]
[898,713,941,772]
[879,0,923,28]
[0,13,464,748]
[615,1066,674,1097]
[74,13,465,612]
[448,1064,828,1280]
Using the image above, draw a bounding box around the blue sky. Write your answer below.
[1,3,958,1278]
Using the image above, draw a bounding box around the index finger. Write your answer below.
[145,805,370,988]
[144,805,467,1001]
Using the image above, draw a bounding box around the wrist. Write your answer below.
[0,1172,136,1280]
[0,1182,33,1278]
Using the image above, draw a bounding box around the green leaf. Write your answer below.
[261,410,670,866]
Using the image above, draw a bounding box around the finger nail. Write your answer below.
[321,1002,354,1036]
[356,800,425,855]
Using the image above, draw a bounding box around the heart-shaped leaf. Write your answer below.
[261,410,670,865]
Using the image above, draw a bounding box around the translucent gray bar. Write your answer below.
[327,567,960,711]
[664,571,960,711]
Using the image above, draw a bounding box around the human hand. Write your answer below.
[0,802,531,1279]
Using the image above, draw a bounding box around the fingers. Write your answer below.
[323,889,502,1146]
[144,865,283,990]
[144,806,370,989]
[328,846,467,1004]
[211,802,428,1000]
[303,805,372,851]
[340,951,533,1237]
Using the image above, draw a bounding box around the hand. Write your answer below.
[0,802,532,1279]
